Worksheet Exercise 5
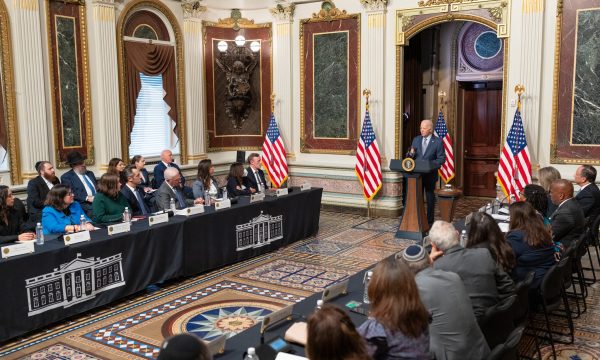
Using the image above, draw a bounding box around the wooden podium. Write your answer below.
[390,159,436,242]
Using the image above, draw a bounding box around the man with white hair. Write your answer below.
[428,220,515,319]
[153,150,185,189]
[156,167,203,211]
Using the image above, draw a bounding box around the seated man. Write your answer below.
[246,153,268,192]
[400,245,490,360]
[429,220,515,319]
[156,167,203,211]
[27,161,60,223]
[60,151,97,216]
[121,166,151,216]
[153,150,185,189]
[574,165,600,224]
[550,179,586,248]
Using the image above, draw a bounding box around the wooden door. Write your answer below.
[458,82,502,197]
[402,32,423,154]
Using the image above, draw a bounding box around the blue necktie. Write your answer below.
[134,189,148,215]
[82,175,96,195]
[175,188,186,208]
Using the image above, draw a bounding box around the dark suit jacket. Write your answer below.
[153,162,185,189]
[120,184,150,216]
[27,176,60,222]
[506,230,556,289]
[156,182,194,211]
[245,167,269,191]
[575,183,600,222]
[551,198,586,248]
[226,177,253,197]
[411,134,446,170]
[139,168,150,188]
[60,169,97,213]
[0,209,26,245]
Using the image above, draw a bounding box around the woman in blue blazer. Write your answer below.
[193,159,220,198]
[42,184,94,235]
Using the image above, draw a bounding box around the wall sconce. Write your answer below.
[215,35,260,129]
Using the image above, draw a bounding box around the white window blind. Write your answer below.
[128,73,179,158]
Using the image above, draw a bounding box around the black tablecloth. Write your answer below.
[0,188,322,342]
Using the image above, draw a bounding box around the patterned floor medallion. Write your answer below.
[18,343,103,360]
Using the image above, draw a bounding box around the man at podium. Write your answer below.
[406,119,446,226]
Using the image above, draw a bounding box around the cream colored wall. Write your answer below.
[0,0,585,203]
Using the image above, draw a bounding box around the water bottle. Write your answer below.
[123,207,131,223]
[79,215,86,231]
[460,230,467,247]
[222,187,228,200]
[485,203,492,214]
[244,347,259,360]
[204,190,211,206]
[169,197,176,212]
[35,223,44,245]
[363,271,373,304]
[316,299,324,310]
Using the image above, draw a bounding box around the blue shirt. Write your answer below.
[42,202,91,235]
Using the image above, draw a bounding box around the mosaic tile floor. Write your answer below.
[2,198,600,360]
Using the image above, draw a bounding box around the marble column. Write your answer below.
[361,0,387,163]
[270,3,295,160]
[11,0,50,181]
[90,0,121,170]
[182,1,207,161]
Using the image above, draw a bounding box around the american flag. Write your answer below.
[262,113,288,188]
[355,110,382,201]
[497,109,531,201]
[434,111,455,183]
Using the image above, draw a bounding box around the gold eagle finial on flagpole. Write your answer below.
[514,84,525,111]
[363,89,371,111]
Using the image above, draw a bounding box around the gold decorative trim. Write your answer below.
[46,1,94,169]
[394,44,401,159]
[186,153,208,161]
[116,0,188,164]
[217,9,256,30]
[419,0,466,6]
[299,13,361,155]
[0,0,22,184]
[308,1,352,22]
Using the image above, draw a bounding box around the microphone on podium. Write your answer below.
[405,146,416,159]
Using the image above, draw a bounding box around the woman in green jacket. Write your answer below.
[92,173,129,224]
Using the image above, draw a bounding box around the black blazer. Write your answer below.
[551,198,586,248]
[120,184,150,216]
[153,162,185,189]
[27,175,60,222]
[575,183,600,222]
[0,209,25,245]
[139,168,150,188]
[246,167,268,191]
[226,177,252,197]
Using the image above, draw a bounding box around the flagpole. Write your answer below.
[363,89,372,218]
[437,90,446,190]
[512,84,525,202]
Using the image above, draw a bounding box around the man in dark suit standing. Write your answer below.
[156,168,203,211]
[404,119,446,226]
[574,165,600,224]
[550,179,586,248]
[120,166,150,216]
[27,161,60,223]
[246,153,268,192]
[60,151,97,216]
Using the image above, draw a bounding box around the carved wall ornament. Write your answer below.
[556,0,563,16]
[399,15,414,29]
[360,0,388,11]
[418,0,466,7]
[311,0,348,21]
[181,0,206,19]
[218,9,255,30]
[270,3,295,21]
[488,5,504,21]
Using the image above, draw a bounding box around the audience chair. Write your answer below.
[486,326,525,360]
[582,213,600,283]
[513,272,541,360]
[478,295,517,350]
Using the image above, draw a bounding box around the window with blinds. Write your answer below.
[128,73,179,157]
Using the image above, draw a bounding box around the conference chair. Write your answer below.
[582,213,600,283]
[513,272,541,360]
[478,295,517,350]
[486,326,525,360]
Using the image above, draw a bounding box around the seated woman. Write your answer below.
[131,155,151,190]
[466,212,516,275]
[307,303,370,360]
[0,186,35,244]
[538,166,561,217]
[520,184,550,226]
[193,159,220,199]
[358,258,431,360]
[506,201,556,289]
[226,162,255,198]
[42,184,94,234]
[92,173,129,224]
[107,157,127,186]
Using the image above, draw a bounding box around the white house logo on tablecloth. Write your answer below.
[25,253,125,316]
[236,211,283,251]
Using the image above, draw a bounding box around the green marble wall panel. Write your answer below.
[571,9,600,145]
[55,15,82,148]
[313,31,348,139]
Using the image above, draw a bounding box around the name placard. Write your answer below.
[215,199,231,210]
[250,193,265,203]
[260,305,293,333]
[206,334,227,356]
[175,205,205,217]
[1,241,35,259]
[108,222,131,236]
[148,213,169,227]
[300,184,311,191]
[321,279,349,302]
[276,188,289,197]
[64,230,91,246]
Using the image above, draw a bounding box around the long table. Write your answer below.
[0,188,322,342]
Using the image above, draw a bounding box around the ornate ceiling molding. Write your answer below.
[270,2,295,21]
[310,0,349,21]
[217,8,255,30]
[181,0,207,19]
[360,0,388,12]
